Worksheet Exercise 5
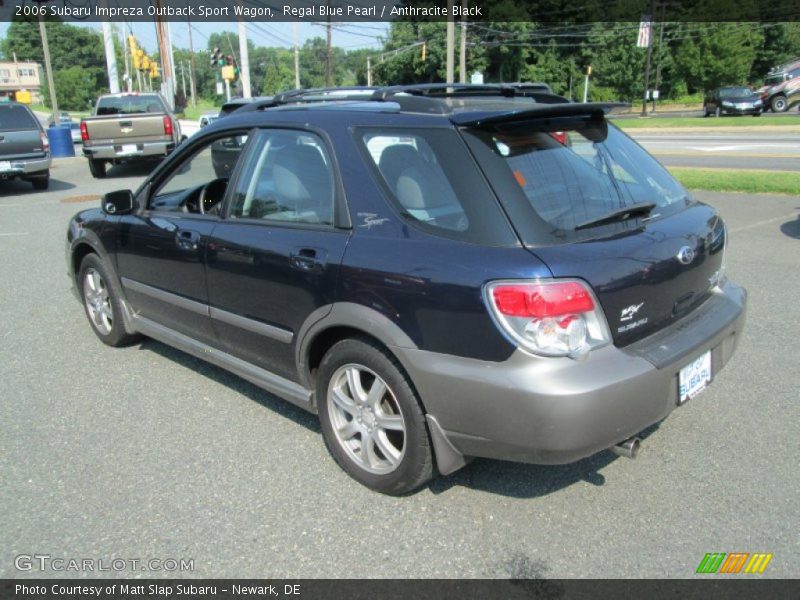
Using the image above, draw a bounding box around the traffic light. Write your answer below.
[132,49,141,70]
[128,35,138,56]
[210,47,224,67]
[421,42,427,61]
[142,56,151,71]
[150,63,159,79]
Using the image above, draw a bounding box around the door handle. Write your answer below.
[290,248,325,272]
[176,229,201,251]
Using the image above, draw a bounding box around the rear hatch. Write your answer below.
[460,106,725,346]
[0,104,46,160]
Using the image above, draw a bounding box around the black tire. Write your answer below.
[78,253,140,347]
[31,173,49,190]
[770,95,788,113]
[88,158,106,178]
[317,337,433,495]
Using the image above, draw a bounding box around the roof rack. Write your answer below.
[233,84,572,116]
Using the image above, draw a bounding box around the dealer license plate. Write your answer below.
[0,161,11,171]
[678,350,712,404]
[119,144,138,155]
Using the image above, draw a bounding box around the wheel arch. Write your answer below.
[296,302,418,395]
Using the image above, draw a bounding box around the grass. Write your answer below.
[669,167,800,195]
[613,115,800,128]
[182,100,223,121]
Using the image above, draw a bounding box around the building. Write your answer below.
[0,61,43,104]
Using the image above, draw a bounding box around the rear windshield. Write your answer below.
[0,104,39,131]
[462,116,689,244]
[96,95,164,116]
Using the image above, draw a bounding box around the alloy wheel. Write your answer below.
[83,268,113,335]
[326,364,406,475]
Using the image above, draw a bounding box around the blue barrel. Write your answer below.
[47,124,75,158]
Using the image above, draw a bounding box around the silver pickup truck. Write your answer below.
[80,93,182,178]
[0,102,51,190]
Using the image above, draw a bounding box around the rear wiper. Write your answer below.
[574,202,656,230]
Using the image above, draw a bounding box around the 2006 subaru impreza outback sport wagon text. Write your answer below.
[67,85,747,495]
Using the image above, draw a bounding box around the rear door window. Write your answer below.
[0,104,39,131]
[358,128,516,246]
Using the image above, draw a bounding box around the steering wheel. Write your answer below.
[197,177,228,214]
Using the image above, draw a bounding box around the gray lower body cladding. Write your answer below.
[395,280,746,465]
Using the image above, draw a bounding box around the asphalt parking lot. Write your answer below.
[1,156,798,578]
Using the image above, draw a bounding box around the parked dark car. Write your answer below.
[703,87,763,116]
[67,85,746,495]
[0,102,51,189]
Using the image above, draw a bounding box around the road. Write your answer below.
[0,156,798,579]
[628,131,800,171]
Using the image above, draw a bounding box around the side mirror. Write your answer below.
[102,190,135,215]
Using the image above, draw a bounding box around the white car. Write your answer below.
[198,112,219,128]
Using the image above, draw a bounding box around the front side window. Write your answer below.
[148,133,248,214]
[230,130,334,226]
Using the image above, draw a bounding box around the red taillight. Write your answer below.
[492,282,595,318]
[549,131,568,145]
[80,121,89,142]
[163,115,173,136]
[40,131,50,152]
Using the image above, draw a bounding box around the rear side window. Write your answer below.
[359,128,515,246]
[97,95,164,116]
[0,104,39,131]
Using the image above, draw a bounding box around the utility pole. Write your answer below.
[180,61,186,97]
[101,21,120,94]
[187,17,197,106]
[325,7,333,87]
[459,0,467,83]
[640,2,655,116]
[583,65,591,102]
[238,19,251,98]
[293,23,300,89]
[38,16,58,124]
[366,56,372,86]
[652,10,666,112]
[446,1,455,84]
[153,0,176,110]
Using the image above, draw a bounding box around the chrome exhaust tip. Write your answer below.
[611,436,641,459]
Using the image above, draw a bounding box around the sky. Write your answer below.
[0,21,389,54]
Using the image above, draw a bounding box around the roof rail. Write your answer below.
[232,84,571,116]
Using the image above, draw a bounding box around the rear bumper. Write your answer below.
[83,141,174,160]
[397,280,746,465]
[0,155,51,178]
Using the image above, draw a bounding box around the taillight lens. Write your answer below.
[80,121,89,141]
[163,115,173,137]
[549,131,568,145]
[484,279,611,359]
[40,131,50,152]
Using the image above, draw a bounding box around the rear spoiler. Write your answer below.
[451,102,630,127]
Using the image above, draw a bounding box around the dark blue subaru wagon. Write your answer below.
[67,85,746,494]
